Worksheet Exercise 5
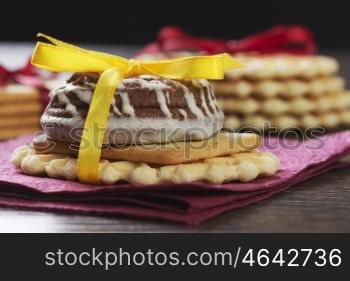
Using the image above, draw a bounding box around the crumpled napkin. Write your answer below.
[0,132,349,224]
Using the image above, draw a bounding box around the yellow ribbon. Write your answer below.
[31,33,242,183]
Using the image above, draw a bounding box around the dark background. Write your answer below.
[0,1,348,48]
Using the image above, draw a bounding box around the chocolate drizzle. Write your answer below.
[41,73,224,144]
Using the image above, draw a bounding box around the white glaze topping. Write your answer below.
[43,76,224,144]
[170,79,206,119]
[48,77,223,121]
[1,84,37,94]
[178,109,188,119]
[120,91,135,116]
[53,83,92,116]
[165,91,171,104]
[41,114,223,144]
[155,88,172,118]
[111,96,122,115]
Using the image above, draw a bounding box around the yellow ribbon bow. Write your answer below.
[31,33,242,183]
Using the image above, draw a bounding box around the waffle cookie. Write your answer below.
[213,53,350,132]
[224,109,350,130]
[0,115,41,127]
[0,102,42,116]
[212,76,345,98]
[217,92,350,116]
[12,145,279,185]
[0,84,42,140]
[0,126,41,140]
[224,55,339,80]
[0,85,40,102]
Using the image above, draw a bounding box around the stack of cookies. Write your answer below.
[12,73,280,185]
[211,54,350,131]
[0,84,42,140]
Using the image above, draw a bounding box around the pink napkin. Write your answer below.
[0,132,350,224]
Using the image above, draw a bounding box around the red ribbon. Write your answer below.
[0,59,55,106]
[137,25,317,56]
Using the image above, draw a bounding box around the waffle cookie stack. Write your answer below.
[211,54,350,131]
[0,84,41,140]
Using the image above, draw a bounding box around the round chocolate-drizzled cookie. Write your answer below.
[40,73,224,144]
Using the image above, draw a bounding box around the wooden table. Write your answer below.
[0,45,350,233]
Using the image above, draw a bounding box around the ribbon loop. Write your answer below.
[126,59,142,76]
[32,34,242,183]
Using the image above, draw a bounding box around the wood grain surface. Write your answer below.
[0,166,349,233]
